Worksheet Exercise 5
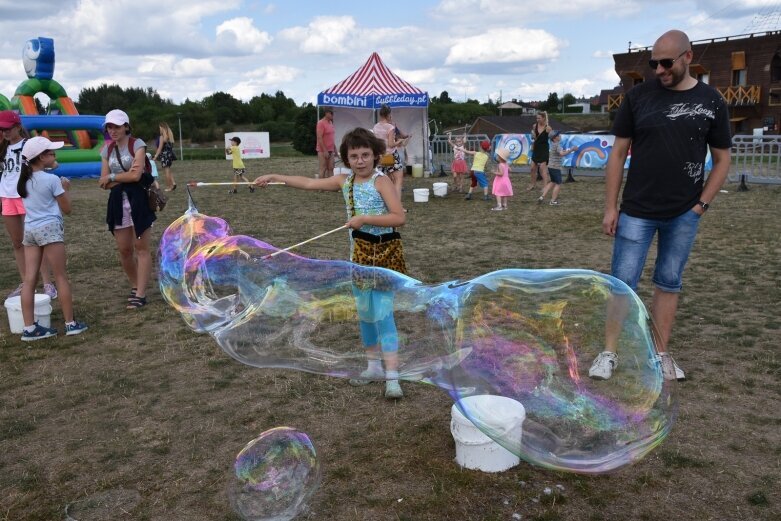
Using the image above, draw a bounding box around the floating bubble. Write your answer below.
[228,427,321,521]
[161,201,676,474]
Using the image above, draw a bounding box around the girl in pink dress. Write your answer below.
[491,147,513,211]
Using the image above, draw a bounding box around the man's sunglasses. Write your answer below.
[649,50,687,70]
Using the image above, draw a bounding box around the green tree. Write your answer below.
[542,92,561,113]
[561,93,578,113]
[291,103,317,154]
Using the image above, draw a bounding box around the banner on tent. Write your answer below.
[318,92,428,108]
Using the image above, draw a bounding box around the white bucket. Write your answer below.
[412,163,424,178]
[450,395,525,472]
[432,182,448,197]
[4,294,52,334]
[413,188,429,202]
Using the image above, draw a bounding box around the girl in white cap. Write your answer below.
[16,136,87,340]
[491,147,514,211]
[98,109,156,309]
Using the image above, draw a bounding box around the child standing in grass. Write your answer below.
[447,132,468,193]
[254,127,407,399]
[463,140,491,201]
[491,147,513,211]
[16,137,87,341]
[538,130,576,205]
[226,136,254,194]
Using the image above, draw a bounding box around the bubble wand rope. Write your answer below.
[262,225,349,259]
[186,181,286,187]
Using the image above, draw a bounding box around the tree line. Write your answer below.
[73,85,594,155]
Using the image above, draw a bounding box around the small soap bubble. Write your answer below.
[227,427,321,521]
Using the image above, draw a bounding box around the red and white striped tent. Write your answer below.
[318,53,430,169]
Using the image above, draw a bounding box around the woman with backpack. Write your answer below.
[97,109,155,309]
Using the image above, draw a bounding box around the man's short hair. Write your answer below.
[323,107,334,114]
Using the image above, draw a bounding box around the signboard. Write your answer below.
[224,132,270,160]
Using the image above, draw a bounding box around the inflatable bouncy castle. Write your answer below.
[0,37,104,177]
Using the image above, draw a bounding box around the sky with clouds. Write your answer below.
[0,0,778,108]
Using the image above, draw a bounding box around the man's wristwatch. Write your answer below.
[109,173,116,182]
[697,200,709,211]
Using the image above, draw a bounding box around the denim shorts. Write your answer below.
[548,168,562,185]
[23,220,64,246]
[611,210,701,293]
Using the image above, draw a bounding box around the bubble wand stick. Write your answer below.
[263,225,348,259]
[187,181,285,187]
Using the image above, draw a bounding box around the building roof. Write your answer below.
[469,115,578,135]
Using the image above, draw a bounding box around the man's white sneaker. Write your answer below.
[653,353,686,381]
[589,351,618,380]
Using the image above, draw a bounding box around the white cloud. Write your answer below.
[434,0,642,21]
[216,17,272,54]
[279,16,357,54]
[446,28,562,66]
[264,3,277,14]
[228,66,301,100]
[592,50,614,59]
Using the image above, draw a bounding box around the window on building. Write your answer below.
[772,53,781,83]
[691,64,709,84]
[769,88,781,106]
[732,52,747,86]
[732,69,747,86]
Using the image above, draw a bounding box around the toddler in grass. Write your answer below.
[491,147,513,211]
[538,130,577,205]
[463,140,492,201]
[226,136,254,194]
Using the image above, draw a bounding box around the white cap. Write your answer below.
[22,136,64,161]
[104,109,129,127]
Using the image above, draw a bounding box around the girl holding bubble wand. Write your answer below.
[16,137,87,340]
[254,127,407,399]
[447,131,469,193]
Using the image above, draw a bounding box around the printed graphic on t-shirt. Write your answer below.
[684,162,704,182]
[666,103,715,120]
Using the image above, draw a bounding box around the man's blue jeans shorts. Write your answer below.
[611,210,701,293]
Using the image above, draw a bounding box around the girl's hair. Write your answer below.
[379,104,392,119]
[231,136,241,144]
[339,127,386,168]
[536,111,549,126]
[0,125,31,173]
[159,122,175,143]
[16,155,42,199]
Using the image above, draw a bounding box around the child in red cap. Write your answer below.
[463,140,492,201]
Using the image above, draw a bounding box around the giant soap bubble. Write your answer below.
[228,427,321,521]
[160,199,676,474]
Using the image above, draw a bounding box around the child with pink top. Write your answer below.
[491,147,513,211]
[446,132,469,193]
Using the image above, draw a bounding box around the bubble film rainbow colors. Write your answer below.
[228,427,321,521]
[160,201,676,474]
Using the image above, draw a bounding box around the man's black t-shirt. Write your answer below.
[611,79,731,219]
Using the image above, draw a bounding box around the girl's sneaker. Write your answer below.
[490,206,504,211]
[65,321,89,336]
[385,380,403,399]
[21,322,58,342]
[44,283,58,300]
[549,200,560,205]
[7,283,23,299]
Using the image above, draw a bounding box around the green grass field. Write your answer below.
[0,157,778,521]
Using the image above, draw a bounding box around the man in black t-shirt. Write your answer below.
[589,29,731,382]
